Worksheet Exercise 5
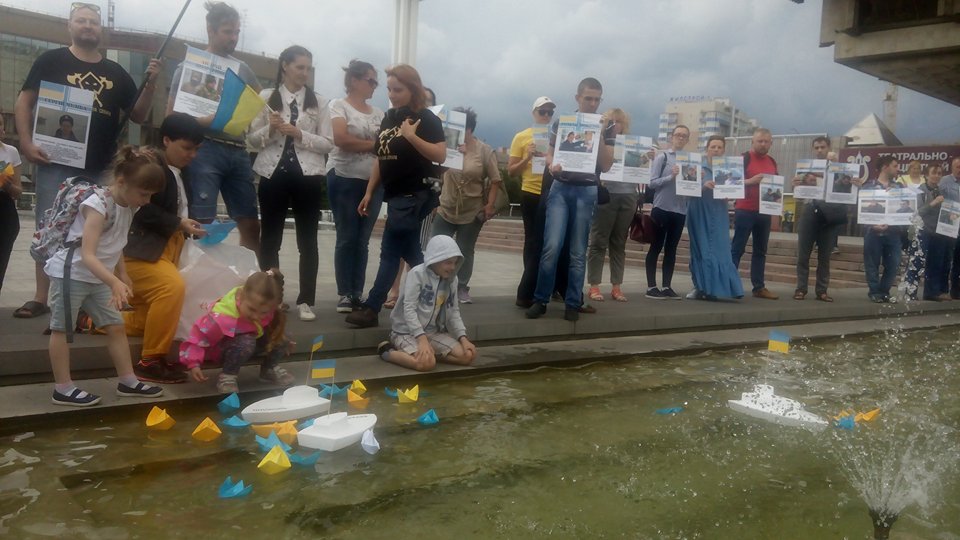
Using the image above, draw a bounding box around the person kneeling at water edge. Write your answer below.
[379,235,477,371]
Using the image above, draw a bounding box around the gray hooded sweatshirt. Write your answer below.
[390,235,468,339]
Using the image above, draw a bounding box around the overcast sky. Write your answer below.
[8,0,960,148]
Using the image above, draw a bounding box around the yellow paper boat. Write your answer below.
[855,408,881,423]
[257,445,291,475]
[398,385,419,404]
[191,417,222,442]
[251,420,297,438]
[350,380,367,395]
[275,422,299,446]
[347,389,369,409]
[145,406,175,431]
[832,409,855,421]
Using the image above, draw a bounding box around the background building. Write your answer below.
[658,97,760,150]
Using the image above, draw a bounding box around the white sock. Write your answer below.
[54,383,89,398]
[118,374,142,387]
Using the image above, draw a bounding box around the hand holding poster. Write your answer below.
[712,156,745,199]
[33,81,94,169]
[553,113,602,174]
[674,151,702,198]
[936,200,960,238]
[794,159,828,200]
[825,162,862,205]
[531,125,550,175]
[857,189,916,226]
[173,46,241,118]
[759,175,785,216]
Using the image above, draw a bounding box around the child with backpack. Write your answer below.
[39,147,167,406]
[179,270,296,393]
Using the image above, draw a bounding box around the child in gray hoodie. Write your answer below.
[380,235,478,371]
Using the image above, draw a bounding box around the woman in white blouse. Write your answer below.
[248,45,333,321]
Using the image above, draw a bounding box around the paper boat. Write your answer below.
[857,408,880,422]
[836,415,856,431]
[145,406,176,430]
[289,451,321,467]
[298,412,378,452]
[255,432,292,454]
[199,220,236,245]
[218,476,252,498]
[221,415,250,429]
[319,384,349,398]
[384,387,398,398]
[257,445,291,475]
[417,409,439,426]
[655,407,684,415]
[218,393,240,415]
[275,422,299,446]
[241,385,330,423]
[350,380,367,395]
[397,385,419,404]
[347,389,369,409]
[192,417,223,442]
[727,384,827,431]
[250,420,297,439]
[361,429,380,455]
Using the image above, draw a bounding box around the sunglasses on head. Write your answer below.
[537,109,554,117]
[71,2,101,15]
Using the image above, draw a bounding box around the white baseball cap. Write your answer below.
[531,96,556,112]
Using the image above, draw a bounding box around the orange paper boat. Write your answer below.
[275,422,299,446]
[192,417,222,442]
[855,408,880,423]
[250,420,297,439]
[145,406,175,430]
[347,389,369,409]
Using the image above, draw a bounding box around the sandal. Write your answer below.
[383,296,398,309]
[13,301,50,319]
[816,293,834,303]
[588,287,604,302]
[611,287,628,302]
[792,290,806,300]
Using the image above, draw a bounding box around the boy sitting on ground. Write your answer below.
[379,235,477,371]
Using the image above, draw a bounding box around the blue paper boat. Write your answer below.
[319,384,349,397]
[835,415,856,431]
[384,387,398,398]
[218,476,252,498]
[199,220,237,245]
[221,415,250,429]
[417,409,439,426]
[255,431,292,453]
[217,393,240,415]
[288,451,321,467]
[656,407,684,415]
[297,417,315,430]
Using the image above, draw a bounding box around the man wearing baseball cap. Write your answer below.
[509,96,556,307]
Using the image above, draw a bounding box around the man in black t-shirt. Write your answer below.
[12,2,160,320]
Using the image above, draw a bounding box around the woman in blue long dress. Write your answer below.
[686,135,744,300]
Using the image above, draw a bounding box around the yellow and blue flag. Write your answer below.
[310,360,336,381]
[311,335,324,353]
[210,68,266,136]
[768,330,790,353]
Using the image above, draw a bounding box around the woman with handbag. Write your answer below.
[431,107,503,304]
[345,64,446,328]
[686,135,744,300]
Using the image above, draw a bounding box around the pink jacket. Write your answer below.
[178,286,275,369]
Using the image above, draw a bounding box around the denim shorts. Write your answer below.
[188,140,258,220]
[48,277,124,332]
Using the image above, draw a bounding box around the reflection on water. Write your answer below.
[1,330,958,538]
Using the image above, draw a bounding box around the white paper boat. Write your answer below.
[297,412,378,451]
[241,385,331,424]
[727,384,828,431]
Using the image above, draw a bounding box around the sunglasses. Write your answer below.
[537,109,555,117]
[71,2,101,14]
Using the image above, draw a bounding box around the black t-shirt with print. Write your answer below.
[22,48,137,174]
[376,107,445,200]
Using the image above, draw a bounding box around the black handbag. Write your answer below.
[387,190,431,233]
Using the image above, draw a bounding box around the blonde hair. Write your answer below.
[602,108,631,134]
[242,270,287,352]
[385,64,427,111]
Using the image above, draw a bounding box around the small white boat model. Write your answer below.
[728,384,828,431]
[297,412,378,451]
[241,385,331,424]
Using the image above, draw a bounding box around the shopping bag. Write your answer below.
[175,240,259,340]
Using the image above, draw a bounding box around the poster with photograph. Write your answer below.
[531,125,550,175]
[173,46,240,118]
[825,162,862,205]
[711,156,745,199]
[793,158,828,200]
[553,113,602,174]
[621,135,654,184]
[599,134,625,182]
[674,151,702,198]
[759,174,785,216]
[33,81,94,169]
[428,105,467,170]
[936,199,960,238]
[857,189,916,226]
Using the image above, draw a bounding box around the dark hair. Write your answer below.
[160,113,204,145]
[343,59,376,94]
[577,77,602,95]
[453,107,477,132]
[243,269,287,352]
[111,146,166,192]
[876,155,897,170]
[267,45,319,112]
[385,64,427,112]
[205,1,240,29]
[812,136,831,148]
[673,124,690,135]
[424,87,436,107]
[59,115,74,125]
[705,135,726,149]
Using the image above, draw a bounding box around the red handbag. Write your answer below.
[628,207,657,244]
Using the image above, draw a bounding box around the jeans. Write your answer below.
[0,193,20,295]
[431,214,484,287]
[645,206,686,288]
[327,171,383,299]
[588,191,638,285]
[731,209,771,292]
[795,204,841,295]
[923,230,953,299]
[516,191,541,302]
[363,200,426,312]
[258,169,323,305]
[863,230,902,297]
[533,181,597,308]
[188,140,257,220]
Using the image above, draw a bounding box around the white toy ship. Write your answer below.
[297,412,378,451]
[241,385,331,424]
[728,384,828,431]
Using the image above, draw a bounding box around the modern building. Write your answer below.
[658,97,760,151]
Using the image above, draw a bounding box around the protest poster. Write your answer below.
[599,135,625,182]
[622,135,654,184]
[674,151,702,198]
[711,156,745,199]
[531,125,550,175]
[793,158,828,200]
[553,113,602,174]
[936,200,960,238]
[857,189,916,226]
[759,175,785,216]
[825,162,862,205]
[33,81,94,169]
[428,105,467,170]
[173,46,241,118]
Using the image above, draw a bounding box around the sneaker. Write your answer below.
[298,303,317,321]
[217,373,239,394]
[563,307,580,322]
[869,294,885,303]
[832,246,841,255]
[377,340,393,359]
[660,287,681,300]
[458,287,473,304]
[336,296,354,314]
[345,306,378,328]
[259,366,295,386]
[52,388,101,407]
[134,359,186,384]
[117,381,163,398]
[525,303,547,319]
[685,289,700,300]
[645,287,664,299]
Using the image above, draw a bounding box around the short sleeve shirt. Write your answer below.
[327,98,384,180]
[375,108,445,200]
[44,193,135,284]
[509,127,543,195]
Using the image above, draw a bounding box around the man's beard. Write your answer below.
[74,34,101,49]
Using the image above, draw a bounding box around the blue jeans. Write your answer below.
[187,140,257,220]
[730,209,771,292]
[863,230,902,297]
[362,199,425,312]
[327,171,383,298]
[533,181,597,308]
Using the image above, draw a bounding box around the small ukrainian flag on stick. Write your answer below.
[311,335,324,353]
[768,330,790,354]
[309,360,336,384]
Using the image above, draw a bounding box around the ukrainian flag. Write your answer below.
[768,330,790,353]
[310,360,336,381]
[311,335,324,353]
[210,68,266,136]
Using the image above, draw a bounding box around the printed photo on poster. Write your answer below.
[794,158,828,200]
[857,190,888,226]
[936,200,960,238]
[553,113,602,174]
[428,105,466,170]
[884,189,916,226]
[173,46,241,118]
[674,151,702,198]
[712,156,745,199]
[759,174,784,216]
[599,134,625,182]
[622,135,653,184]
[33,80,94,169]
[825,162,861,205]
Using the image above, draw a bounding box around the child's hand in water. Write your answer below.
[188,366,207,382]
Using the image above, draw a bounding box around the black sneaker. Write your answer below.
[336,296,354,314]
[134,359,187,384]
[345,306,379,328]
[645,287,664,299]
[52,388,101,407]
[525,303,547,319]
[377,340,392,358]
[563,308,580,322]
[660,287,681,300]
[117,381,164,398]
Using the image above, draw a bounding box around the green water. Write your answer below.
[2,329,959,539]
